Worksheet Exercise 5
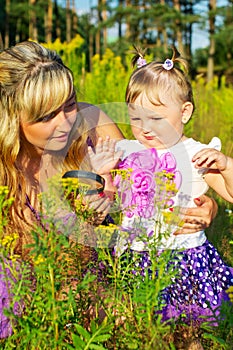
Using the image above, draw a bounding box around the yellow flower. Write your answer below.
[94,224,118,248]
[34,254,46,266]
[1,233,19,249]
[226,286,233,303]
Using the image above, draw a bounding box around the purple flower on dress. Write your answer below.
[119,148,161,174]
[131,169,155,192]
[131,190,156,218]
[160,152,177,172]
[115,148,181,220]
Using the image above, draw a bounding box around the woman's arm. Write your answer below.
[174,195,218,235]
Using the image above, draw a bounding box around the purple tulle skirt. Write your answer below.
[128,239,233,324]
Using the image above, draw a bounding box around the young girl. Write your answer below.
[89,47,233,324]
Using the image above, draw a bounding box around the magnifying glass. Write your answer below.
[62,170,105,195]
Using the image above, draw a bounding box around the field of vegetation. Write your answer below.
[0,41,233,349]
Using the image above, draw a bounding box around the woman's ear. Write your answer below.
[181,102,193,124]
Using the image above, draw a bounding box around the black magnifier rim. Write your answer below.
[62,170,105,195]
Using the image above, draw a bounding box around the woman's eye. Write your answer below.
[64,101,76,112]
[130,117,140,121]
[36,99,76,123]
[35,112,56,123]
[39,112,56,123]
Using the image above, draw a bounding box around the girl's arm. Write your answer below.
[192,148,233,203]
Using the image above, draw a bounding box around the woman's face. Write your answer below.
[20,94,78,153]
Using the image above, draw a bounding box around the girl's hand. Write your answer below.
[88,136,123,175]
[192,148,228,171]
[174,195,217,235]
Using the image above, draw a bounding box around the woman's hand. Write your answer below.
[68,192,111,246]
[83,192,111,226]
[174,194,218,235]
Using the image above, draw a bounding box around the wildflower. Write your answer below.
[1,233,19,248]
[0,259,22,339]
[226,286,233,303]
[1,233,19,261]
[95,224,118,248]
[34,254,46,266]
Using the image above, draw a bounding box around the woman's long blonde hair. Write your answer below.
[0,41,94,248]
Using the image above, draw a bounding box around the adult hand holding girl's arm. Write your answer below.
[174,194,218,235]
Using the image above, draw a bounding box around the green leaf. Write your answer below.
[72,333,86,349]
[89,344,107,350]
[92,334,112,342]
[75,324,91,341]
[202,333,226,345]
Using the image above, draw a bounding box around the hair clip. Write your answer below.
[136,57,147,68]
[162,58,173,71]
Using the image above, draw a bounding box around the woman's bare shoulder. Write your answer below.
[77,102,124,139]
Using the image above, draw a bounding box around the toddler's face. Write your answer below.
[128,93,191,149]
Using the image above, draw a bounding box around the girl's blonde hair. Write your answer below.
[0,41,93,252]
[126,46,194,108]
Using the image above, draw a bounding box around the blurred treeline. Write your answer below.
[1,0,232,154]
[1,0,233,82]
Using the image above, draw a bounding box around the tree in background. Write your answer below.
[0,0,232,81]
[207,0,216,82]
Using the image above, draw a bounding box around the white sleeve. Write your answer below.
[116,139,145,160]
[207,136,221,151]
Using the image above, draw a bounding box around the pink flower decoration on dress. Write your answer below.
[119,148,160,173]
[132,191,156,218]
[160,152,182,190]
[173,170,182,190]
[116,148,182,219]
[131,169,155,192]
[160,152,177,172]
